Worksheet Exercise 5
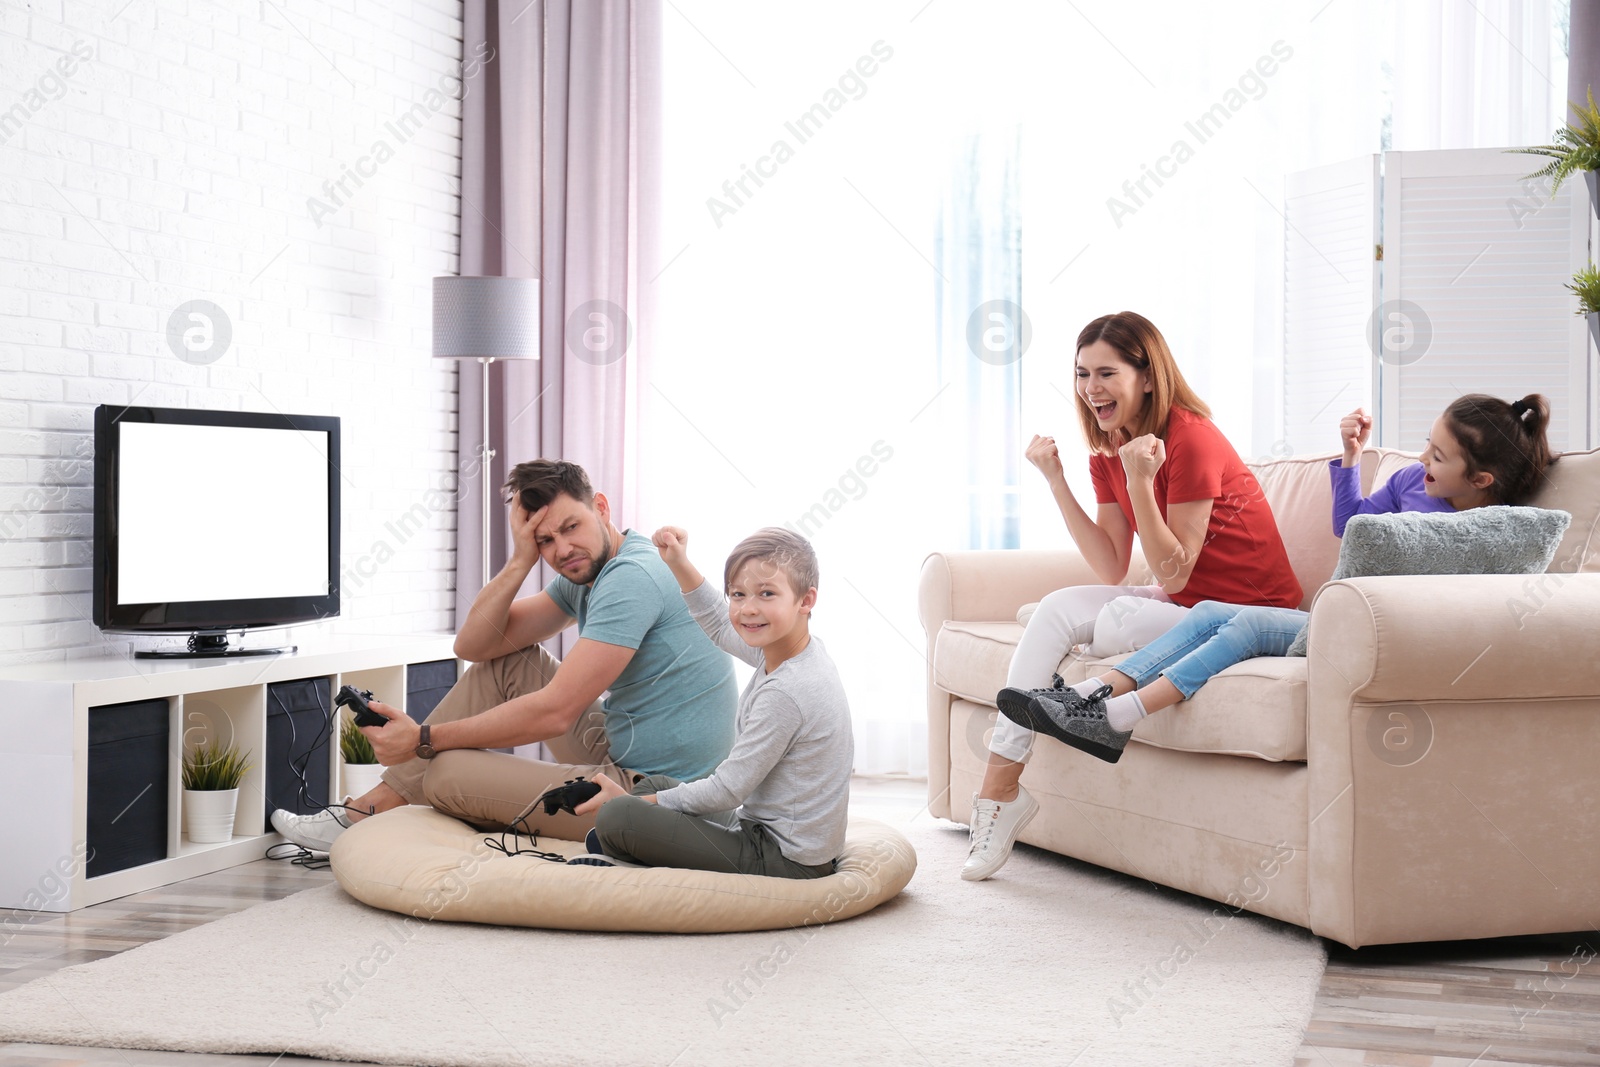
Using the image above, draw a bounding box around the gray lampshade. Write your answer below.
[432,276,541,360]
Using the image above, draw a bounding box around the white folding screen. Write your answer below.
[1282,156,1381,458]
[1285,149,1594,455]
[1380,148,1592,452]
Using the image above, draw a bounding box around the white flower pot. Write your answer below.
[183,788,240,844]
[343,762,385,799]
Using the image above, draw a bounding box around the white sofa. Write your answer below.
[918,447,1600,948]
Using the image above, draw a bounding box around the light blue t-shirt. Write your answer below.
[543,530,736,781]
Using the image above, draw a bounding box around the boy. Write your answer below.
[573,527,853,878]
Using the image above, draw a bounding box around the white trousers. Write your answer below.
[988,585,1187,763]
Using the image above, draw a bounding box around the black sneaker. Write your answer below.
[996,674,1078,728]
[1055,712,1134,765]
[1019,685,1114,747]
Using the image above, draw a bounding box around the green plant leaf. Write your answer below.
[340,714,378,764]
[182,740,253,791]
[1568,263,1600,316]
[1508,88,1600,193]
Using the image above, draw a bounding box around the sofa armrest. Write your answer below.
[918,549,1103,820]
[1304,573,1600,946]
[918,549,1104,636]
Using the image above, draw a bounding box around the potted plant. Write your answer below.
[182,740,252,843]
[1511,87,1600,216]
[1568,263,1600,347]
[341,714,384,799]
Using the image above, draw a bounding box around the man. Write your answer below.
[271,460,738,853]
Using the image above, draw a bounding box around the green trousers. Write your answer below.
[593,775,835,880]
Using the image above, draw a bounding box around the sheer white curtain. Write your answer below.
[1391,0,1566,151]
[641,0,1566,777]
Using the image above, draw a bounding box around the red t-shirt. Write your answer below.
[1089,407,1302,609]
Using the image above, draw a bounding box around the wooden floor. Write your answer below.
[3,777,1597,1066]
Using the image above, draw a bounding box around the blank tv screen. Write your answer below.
[116,422,331,605]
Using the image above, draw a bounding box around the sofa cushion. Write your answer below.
[934,620,1308,762]
[934,622,1028,706]
[1247,452,1347,609]
[1334,507,1569,580]
[1529,446,1600,573]
[1094,652,1308,762]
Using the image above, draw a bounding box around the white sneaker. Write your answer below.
[270,807,351,854]
[960,786,1039,881]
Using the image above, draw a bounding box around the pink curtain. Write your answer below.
[454,0,660,621]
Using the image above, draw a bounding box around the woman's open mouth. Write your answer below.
[1091,399,1117,422]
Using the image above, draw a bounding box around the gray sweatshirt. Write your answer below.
[654,580,854,865]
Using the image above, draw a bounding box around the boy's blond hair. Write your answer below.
[723,528,819,598]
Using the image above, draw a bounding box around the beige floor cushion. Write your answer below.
[330,805,916,934]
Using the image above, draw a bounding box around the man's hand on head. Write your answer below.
[362,700,421,766]
[508,501,548,567]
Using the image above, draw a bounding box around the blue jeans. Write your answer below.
[1110,601,1309,699]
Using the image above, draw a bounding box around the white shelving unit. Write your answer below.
[0,634,461,913]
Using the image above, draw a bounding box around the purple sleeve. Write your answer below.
[1331,460,1415,537]
[1329,461,1362,537]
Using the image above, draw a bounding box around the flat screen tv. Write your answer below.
[93,405,340,657]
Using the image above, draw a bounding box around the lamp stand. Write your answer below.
[479,355,495,590]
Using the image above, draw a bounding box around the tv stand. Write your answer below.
[135,631,297,659]
[0,634,461,912]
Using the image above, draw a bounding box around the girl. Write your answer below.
[1008,393,1556,764]
[964,311,1303,881]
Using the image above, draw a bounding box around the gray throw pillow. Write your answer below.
[1286,506,1572,656]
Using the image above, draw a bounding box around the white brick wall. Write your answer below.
[0,0,471,665]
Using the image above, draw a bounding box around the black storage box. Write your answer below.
[87,699,170,878]
[406,659,458,723]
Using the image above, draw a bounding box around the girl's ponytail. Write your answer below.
[1443,393,1555,505]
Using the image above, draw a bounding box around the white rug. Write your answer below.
[0,820,1326,1066]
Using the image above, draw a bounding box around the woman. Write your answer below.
[964,311,1302,881]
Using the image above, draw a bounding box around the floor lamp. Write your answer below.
[432,276,541,590]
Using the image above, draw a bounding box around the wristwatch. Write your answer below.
[415,724,437,760]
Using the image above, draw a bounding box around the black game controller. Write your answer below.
[335,684,388,728]
[538,777,602,816]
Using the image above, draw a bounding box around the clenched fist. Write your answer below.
[1024,434,1064,482]
[652,526,689,570]
[1119,434,1166,482]
[1339,408,1372,466]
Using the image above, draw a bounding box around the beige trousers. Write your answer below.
[380,644,637,841]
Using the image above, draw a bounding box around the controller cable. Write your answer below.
[483,808,568,863]
[262,690,590,867]
[264,684,376,869]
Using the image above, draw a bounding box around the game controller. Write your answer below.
[538,777,602,816]
[335,684,388,728]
